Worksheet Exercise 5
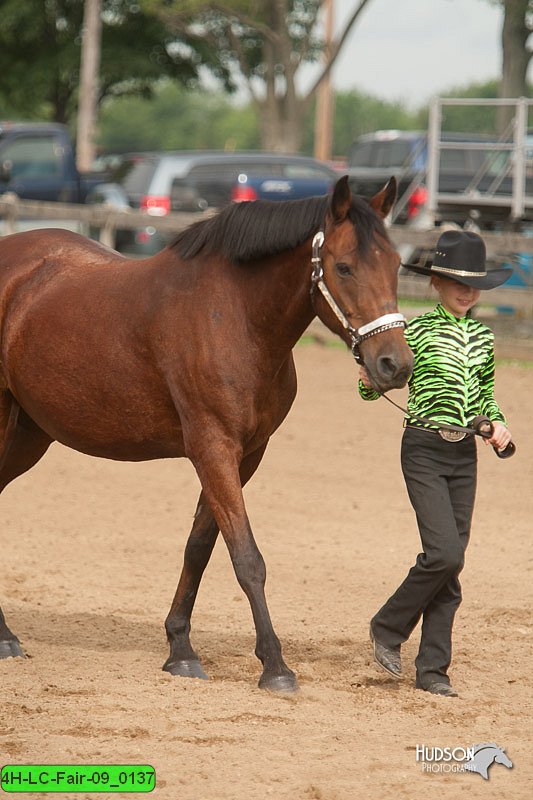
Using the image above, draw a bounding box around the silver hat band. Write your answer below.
[432,265,487,278]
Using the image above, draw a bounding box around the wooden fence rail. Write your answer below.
[0,192,210,247]
[1,192,532,314]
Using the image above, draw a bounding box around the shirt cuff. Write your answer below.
[358,380,380,401]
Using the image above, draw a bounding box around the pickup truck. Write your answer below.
[346,129,533,228]
[0,121,106,203]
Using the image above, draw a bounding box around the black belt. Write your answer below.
[402,416,515,458]
[365,376,516,460]
[404,423,473,443]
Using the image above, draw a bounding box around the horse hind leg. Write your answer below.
[163,493,218,679]
[163,442,269,681]
[0,396,53,659]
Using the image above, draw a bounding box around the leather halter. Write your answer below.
[310,231,406,365]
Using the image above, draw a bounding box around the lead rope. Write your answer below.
[373,376,516,459]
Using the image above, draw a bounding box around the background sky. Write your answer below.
[314,0,511,107]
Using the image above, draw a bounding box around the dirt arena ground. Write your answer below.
[0,342,531,799]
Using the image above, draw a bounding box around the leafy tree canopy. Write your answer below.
[0,0,229,124]
[97,82,422,157]
[142,0,325,89]
[97,82,260,152]
[96,78,530,159]
[142,0,374,151]
[328,91,420,156]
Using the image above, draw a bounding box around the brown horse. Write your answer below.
[0,176,412,692]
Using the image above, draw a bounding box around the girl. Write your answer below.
[359,230,513,697]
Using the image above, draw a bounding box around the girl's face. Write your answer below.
[432,276,481,318]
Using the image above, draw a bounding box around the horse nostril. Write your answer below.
[376,355,398,380]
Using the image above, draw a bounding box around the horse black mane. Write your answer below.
[170,194,388,265]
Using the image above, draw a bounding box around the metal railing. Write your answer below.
[426,97,533,222]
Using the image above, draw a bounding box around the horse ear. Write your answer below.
[369,176,397,218]
[330,175,352,223]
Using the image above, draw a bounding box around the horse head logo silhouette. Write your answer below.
[464,743,513,780]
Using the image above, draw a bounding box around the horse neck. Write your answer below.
[242,243,316,356]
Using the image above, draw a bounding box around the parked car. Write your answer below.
[0,120,108,204]
[87,151,336,254]
[229,163,335,203]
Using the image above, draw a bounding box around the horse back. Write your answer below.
[0,226,125,274]
[0,228,299,461]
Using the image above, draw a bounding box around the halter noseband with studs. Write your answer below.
[310,231,407,365]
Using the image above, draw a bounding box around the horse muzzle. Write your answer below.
[371,353,413,391]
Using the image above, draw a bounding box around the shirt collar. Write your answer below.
[435,303,468,325]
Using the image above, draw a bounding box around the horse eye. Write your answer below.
[336,262,351,277]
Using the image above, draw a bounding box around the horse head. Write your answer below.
[465,743,513,779]
[494,747,513,769]
[312,175,413,393]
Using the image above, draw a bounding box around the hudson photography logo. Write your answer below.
[416,742,513,779]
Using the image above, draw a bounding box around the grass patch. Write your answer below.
[495,358,533,368]
[398,296,433,308]
[399,297,495,314]
[298,334,345,349]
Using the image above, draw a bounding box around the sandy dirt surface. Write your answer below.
[1,342,531,799]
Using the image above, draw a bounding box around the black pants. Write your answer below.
[372,427,477,688]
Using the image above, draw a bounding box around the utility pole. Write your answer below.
[314,0,335,162]
[76,0,102,172]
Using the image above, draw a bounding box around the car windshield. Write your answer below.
[109,157,157,193]
[374,141,413,168]
[349,137,426,170]
[348,141,374,167]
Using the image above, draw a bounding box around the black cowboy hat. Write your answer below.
[402,230,512,289]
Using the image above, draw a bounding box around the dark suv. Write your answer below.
[88,151,336,253]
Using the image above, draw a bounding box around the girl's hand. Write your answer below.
[485,421,512,451]
[359,366,373,388]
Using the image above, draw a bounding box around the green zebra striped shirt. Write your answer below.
[358,303,506,428]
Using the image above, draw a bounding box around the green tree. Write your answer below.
[97,83,260,152]
[330,91,420,157]
[497,1,532,96]
[97,83,425,158]
[497,0,533,129]
[0,0,227,124]
[478,1,533,129]
[99,79,526,158]
[144,0,374,153]
[419,80,502,133]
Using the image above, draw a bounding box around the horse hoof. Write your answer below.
[163,659,209,680]
[258,672,299,693]
[0,639,25,659]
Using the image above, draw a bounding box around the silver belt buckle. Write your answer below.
[438,429,467,442]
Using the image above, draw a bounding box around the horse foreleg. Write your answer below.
[163,444,271,681]
[0,399,52,659]
[190,442,297,693]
